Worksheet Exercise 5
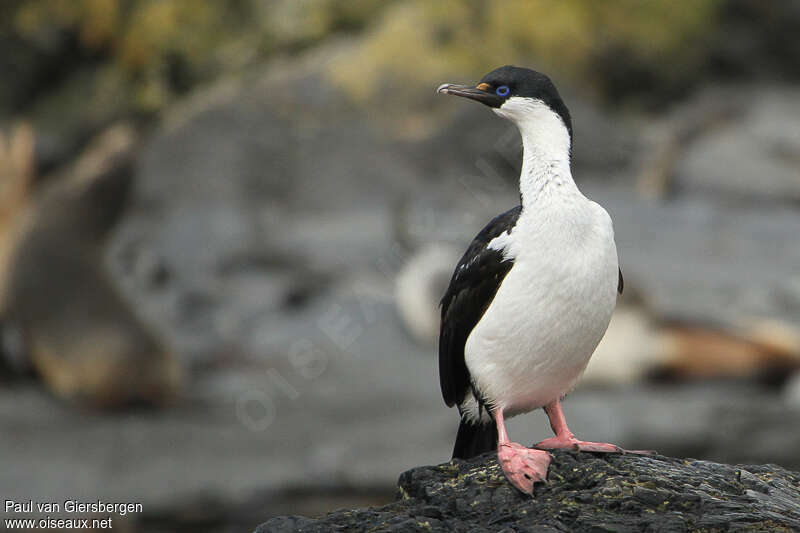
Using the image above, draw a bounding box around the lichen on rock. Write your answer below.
[256,450,800,532]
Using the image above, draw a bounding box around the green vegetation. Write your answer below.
[328,0,723,105]
[1,0,786,120]
[1,0,384,113]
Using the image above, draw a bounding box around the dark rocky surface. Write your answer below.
[256,451,800,533]
[3,379,799,531]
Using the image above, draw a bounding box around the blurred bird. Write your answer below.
[395,243,460,345]
[437,66,649,495]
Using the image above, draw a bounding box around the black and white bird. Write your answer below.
[437,66,647,495]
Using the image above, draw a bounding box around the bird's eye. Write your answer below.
[496,85,510,97]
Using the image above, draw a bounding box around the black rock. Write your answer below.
[255,451,800,533]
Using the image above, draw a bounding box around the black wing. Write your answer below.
[618,268,623,294]
[439,205,521,408]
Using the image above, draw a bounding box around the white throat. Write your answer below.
[493,97,577,207]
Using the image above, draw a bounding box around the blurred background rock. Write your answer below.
[0,1,799,531]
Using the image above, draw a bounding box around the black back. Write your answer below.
[439,205,521,408]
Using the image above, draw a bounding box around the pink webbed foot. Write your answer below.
[534,435,653,455]
[497,442,552,494]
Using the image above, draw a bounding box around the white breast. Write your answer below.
[463,197,618,420]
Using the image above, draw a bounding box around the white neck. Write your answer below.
[493,97,578,208]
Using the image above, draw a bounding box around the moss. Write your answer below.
[1,0,739,118]
[3,0,393,115]
[327,0,724,108]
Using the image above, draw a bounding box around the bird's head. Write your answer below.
[437,65,572,147]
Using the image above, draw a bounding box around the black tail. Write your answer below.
[452,418,498,459]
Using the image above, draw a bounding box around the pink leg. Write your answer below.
[494,408,551,494]
[534,399,653,455]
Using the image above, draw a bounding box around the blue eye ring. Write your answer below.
[496,85,510,97]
